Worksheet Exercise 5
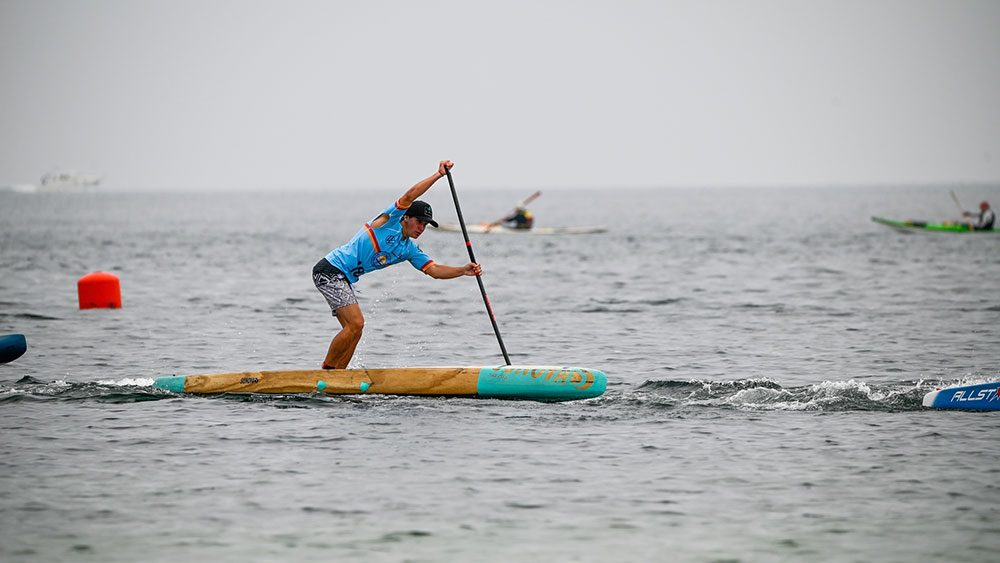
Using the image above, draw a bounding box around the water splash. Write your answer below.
[633,377,933,412]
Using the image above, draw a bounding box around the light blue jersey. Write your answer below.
[324,200,434,283]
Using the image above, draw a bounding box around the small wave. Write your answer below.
[579,307,646,314]
[640,298,683,306]
[0,312,62,321]
[638,377,782,396]
[734,302,788,313]
[632,378,931,411]
[96,377,156,387]
[582,297,683,310]
[1,376,167,404]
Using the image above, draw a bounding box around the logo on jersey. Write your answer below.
[372,252,391,268]
[385,235,398,245]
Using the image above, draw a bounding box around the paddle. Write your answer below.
[487,190,541,228]
[443,167,512,365]
[950,190,976,231]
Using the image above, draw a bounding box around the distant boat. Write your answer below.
[0,184,38,193]
[38,169,102,192]
[1,170,103,193]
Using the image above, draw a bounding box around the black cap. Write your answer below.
[404,200,438,228]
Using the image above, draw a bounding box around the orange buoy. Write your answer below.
[78,272,122,309]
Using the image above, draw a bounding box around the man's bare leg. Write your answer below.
[323,303,365,369]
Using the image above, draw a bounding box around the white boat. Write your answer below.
[37,170,102,192]
[0,184,38,193]
[437,223,607,235]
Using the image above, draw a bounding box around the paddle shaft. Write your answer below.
[950,190,975,230]
[443,168,512,365]
[518,190,542,209]
[950,190,965,213]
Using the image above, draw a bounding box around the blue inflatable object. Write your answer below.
[923,381,1000,411]
[0,334,27,364]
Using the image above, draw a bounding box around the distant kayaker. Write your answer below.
[484,191,541,231]
[313,160,481,369]
[497,206,534,230]
[962,201,995,230]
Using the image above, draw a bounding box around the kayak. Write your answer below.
[437,223,607,235]
[871,216,996,233]
[153,365,607,402]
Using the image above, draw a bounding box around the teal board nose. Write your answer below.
[475,366,606,401]
[153,376,187,393]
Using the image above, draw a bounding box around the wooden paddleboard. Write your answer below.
[436,223,607,235]
[154,365,607,402]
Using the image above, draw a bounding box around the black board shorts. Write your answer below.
[313,258,358,314]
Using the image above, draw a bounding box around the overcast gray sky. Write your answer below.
[2,0,998,191]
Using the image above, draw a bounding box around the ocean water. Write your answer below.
[1,185,999,562]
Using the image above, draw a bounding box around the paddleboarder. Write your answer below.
[313,160,482,369]
[962,201,995,230]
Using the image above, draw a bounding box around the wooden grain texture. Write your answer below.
[182,367,480,395]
